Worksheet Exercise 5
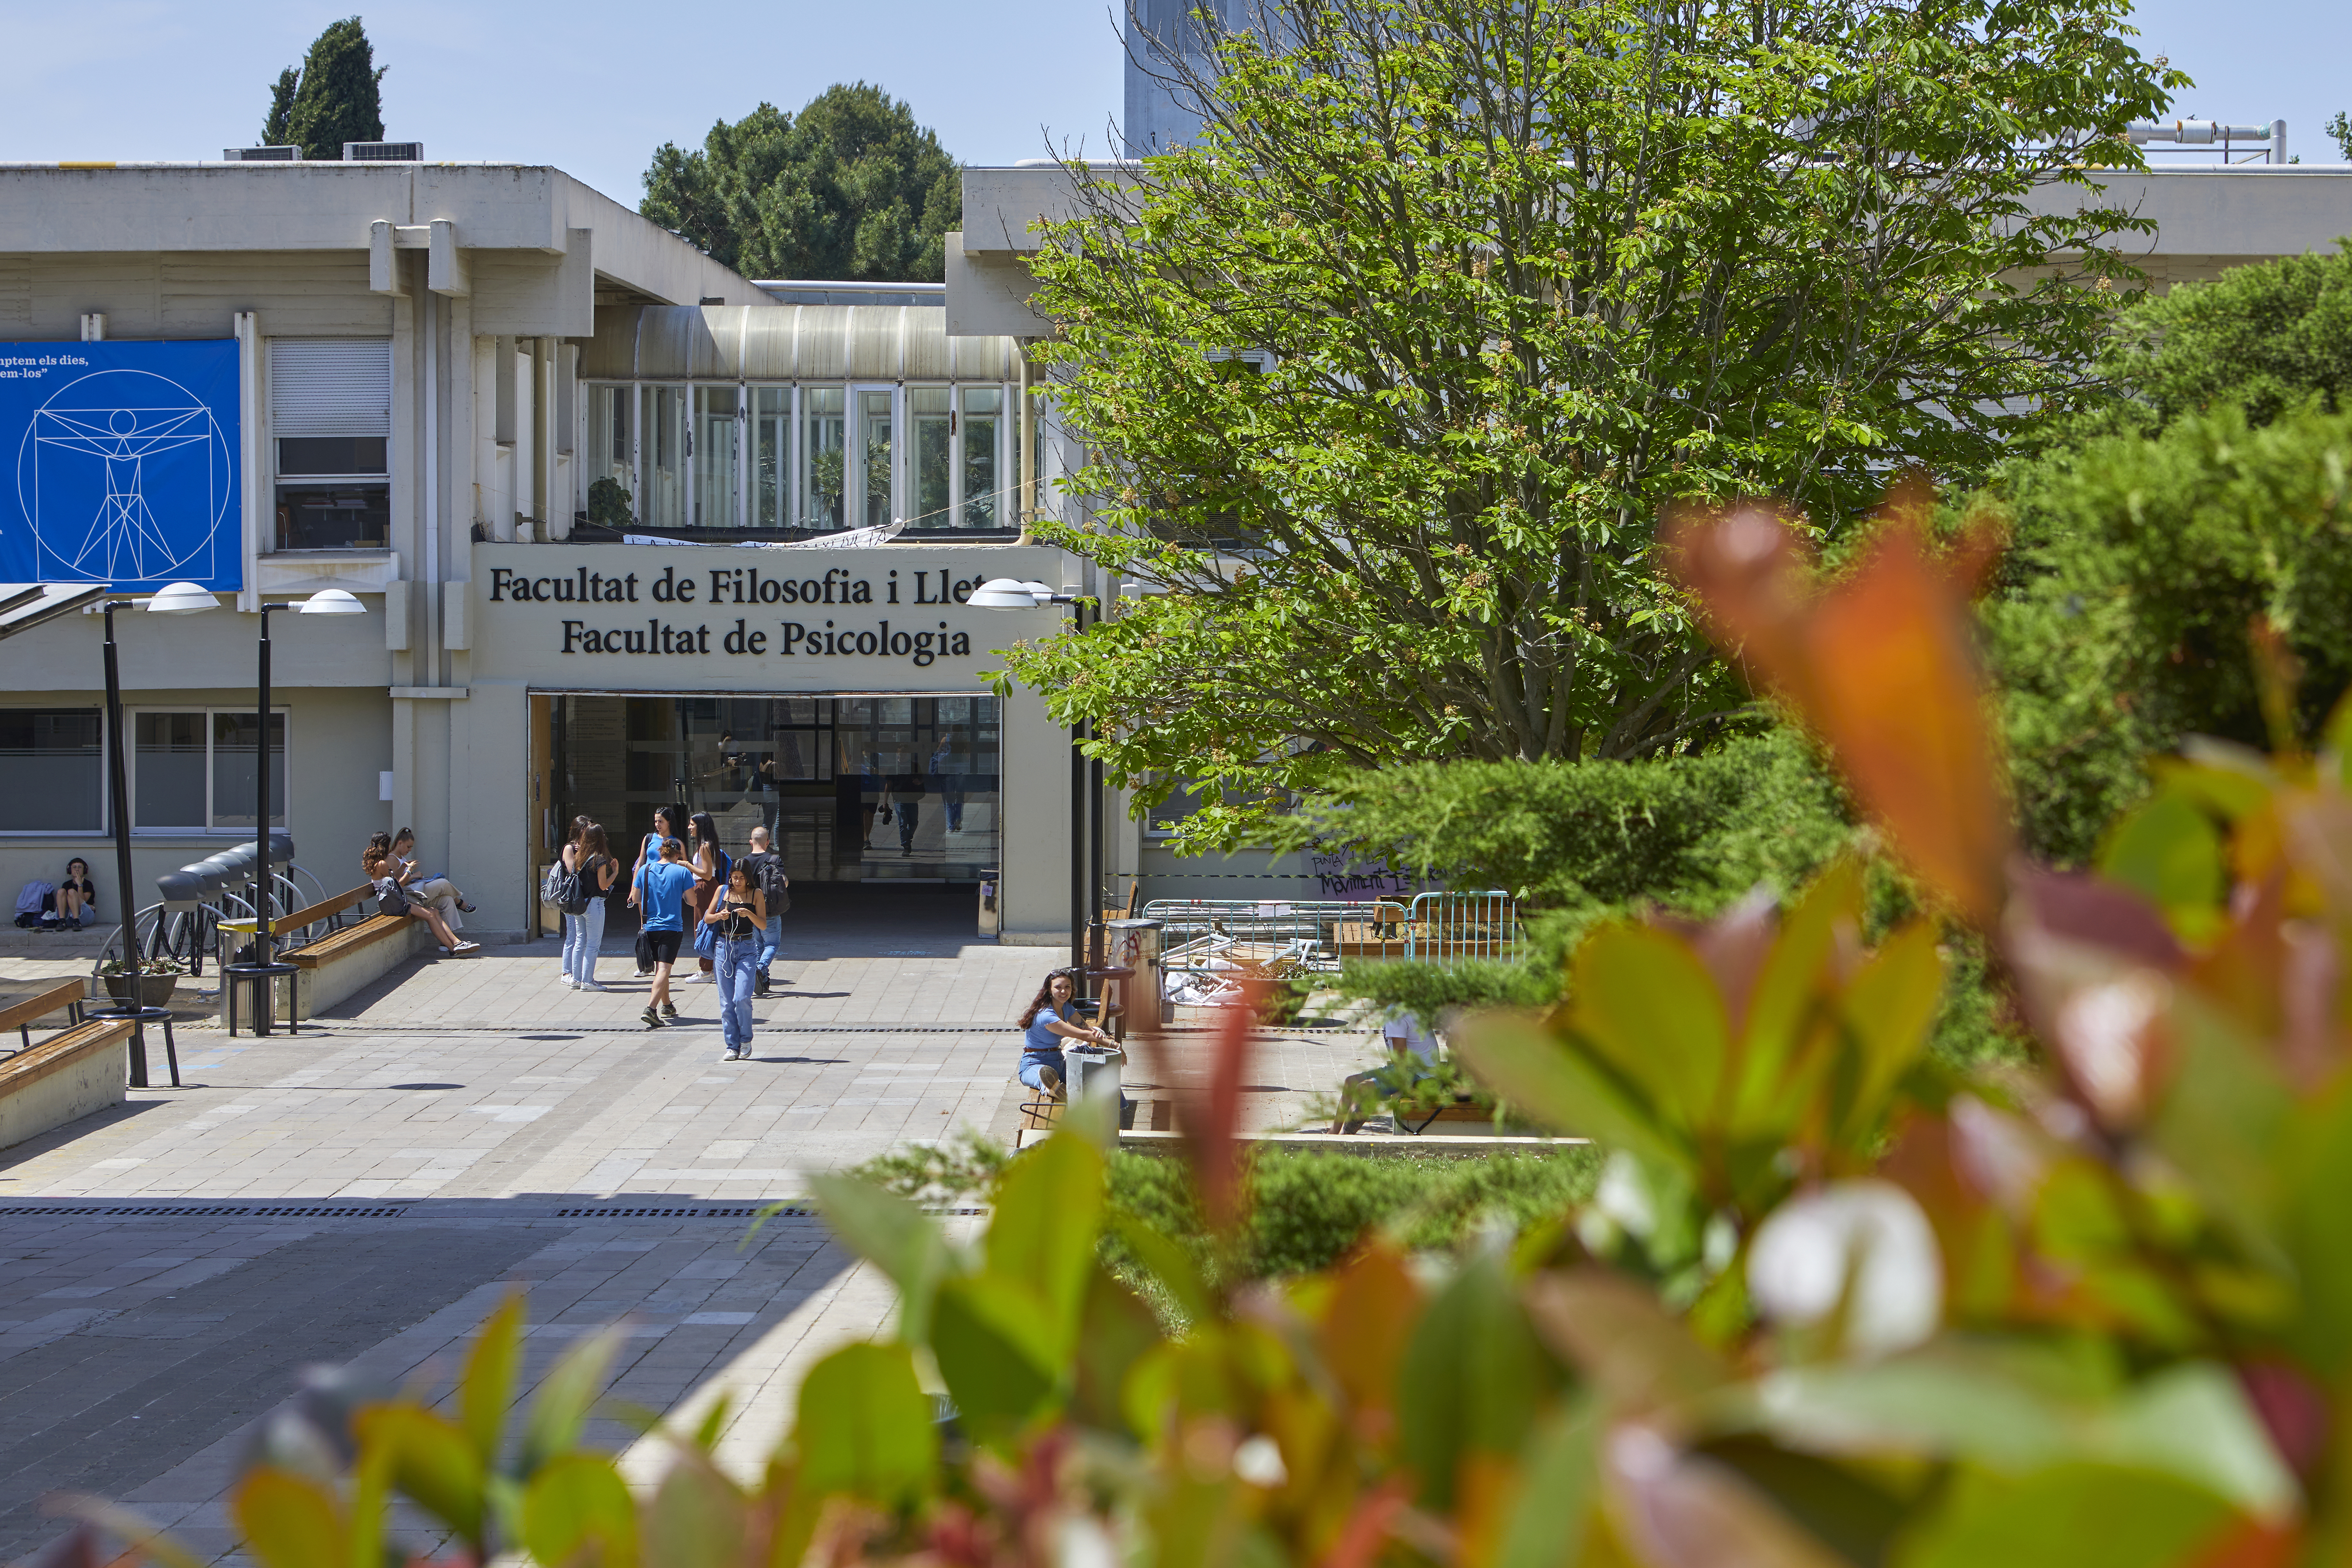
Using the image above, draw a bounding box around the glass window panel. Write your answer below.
[0,709,102,832]
[858,389,894,531]
[275,483,389,551]
[588,385,635,527]
[753,387,789,528]
[135,712,208,828]
[961,386,1002,529]
[277,437,387,476]
[693,385,740,528]
[210,713,288,830]
[644,384,687,529]
[801,386,846,531]
[909,387,952,530]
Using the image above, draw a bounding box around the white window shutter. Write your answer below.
[269,339,392,438]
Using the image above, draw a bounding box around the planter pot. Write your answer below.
[100,973,180,1009]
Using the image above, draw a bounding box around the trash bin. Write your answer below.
[977,869,1000,937]
[1064,1043,1124,1106]
[1102,918,1166,1033]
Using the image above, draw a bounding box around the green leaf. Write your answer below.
[2283,1079,2352,1377]
[459,1291,524,1469]
[1493,1394,1601,1568]
[356,1404,487,1546]
[806,1173,954,1347]
[643,1457,744,1568]
[1074,1264,1169,1432]
[520,1453,638,1568]
[1108,1207,1214,1325]
[1829,921,1946,1148]
[1451,1012,1688,1173]
[2098,792,2224,935]
[793,1342,939,1506]
[1731,859,1859,1136]
[520,1326,623,1478]
[1397,1252,1560,1511]
[930,1273,1061,1436]
[983,1130,1105,1359]
[1565,923,1729,1132]
[1895,1463,2237,1568]
[230,1468,346,1568]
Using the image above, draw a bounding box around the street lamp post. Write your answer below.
[94,581,220,1087]
[969,576,1093,971]
[224,590,366,1036]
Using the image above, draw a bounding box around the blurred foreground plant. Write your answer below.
[58,482,2352,1568]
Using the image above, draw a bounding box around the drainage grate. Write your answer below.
[552,1206,810,1219]
[0,1203,408,1219]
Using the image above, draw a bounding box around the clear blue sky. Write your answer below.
[0,0,2341,214]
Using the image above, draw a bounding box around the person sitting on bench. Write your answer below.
[363,847,475,955]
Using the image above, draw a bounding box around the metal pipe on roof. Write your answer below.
[2127,119,2287,163]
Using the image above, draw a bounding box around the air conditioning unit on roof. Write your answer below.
[344,141,423,162]
[224,146,302,162]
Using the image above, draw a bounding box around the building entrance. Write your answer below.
[544,693,1001,888]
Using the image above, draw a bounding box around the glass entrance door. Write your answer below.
[546,693,1001,885]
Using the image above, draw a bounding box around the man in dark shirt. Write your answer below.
[736,826,791,996]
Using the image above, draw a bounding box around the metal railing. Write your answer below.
[1142,891,1522,1006]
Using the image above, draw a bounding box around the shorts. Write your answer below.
[642,928,684,965]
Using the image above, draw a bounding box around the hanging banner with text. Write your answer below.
[0,339,243,590]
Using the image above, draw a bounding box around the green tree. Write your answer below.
[998,0,2178,842]
[2065,241,2352,439]
[2327,110,2352,161]
[267,17,385,161]
[1987,402,2352,862]
[640,83,958,281]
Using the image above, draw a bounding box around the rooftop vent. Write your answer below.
[344,141,423,162]
[224,145,302,162]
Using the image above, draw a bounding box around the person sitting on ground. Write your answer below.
[1017,967,1115,1102]
[363,847,474,954]
[635,837,697,1029]
[735,825,790,996]
[54,859,97,931]
[389,828,475,929]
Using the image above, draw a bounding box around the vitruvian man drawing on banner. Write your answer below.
[15,367,233,584]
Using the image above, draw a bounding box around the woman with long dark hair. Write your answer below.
[701,859,766,1059]
[1016,968,1114,1100]
[684,811,730,982]
[627,804,688,977]
[561,821,619,990]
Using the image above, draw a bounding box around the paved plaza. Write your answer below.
[0,887,1386,1562]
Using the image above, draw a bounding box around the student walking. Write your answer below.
[683,811,730,984]
[701,861,767,1060]
[627,805,688,977]
[634,837,695,1028]
[560,822,619,990]
[735,825,790,996]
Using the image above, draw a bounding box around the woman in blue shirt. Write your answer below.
[635,838,697,1029]
[1018,968,1114,1099]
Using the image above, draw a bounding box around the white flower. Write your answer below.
[1747,1180,1941,1358]
[1232,1433,1289,1488]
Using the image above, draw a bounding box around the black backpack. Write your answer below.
[745,851,791,915]
[542,857,586,915]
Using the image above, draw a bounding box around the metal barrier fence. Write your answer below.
[1140,891,1521,1006]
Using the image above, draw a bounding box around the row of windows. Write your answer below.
[588,382,1033,536]
[0,708,288,836]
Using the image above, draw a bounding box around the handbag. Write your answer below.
[692,917,718,958]
[375,881,411,919]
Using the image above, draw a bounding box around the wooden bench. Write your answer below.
[0,984,135,1152]
[220,887,443,1027]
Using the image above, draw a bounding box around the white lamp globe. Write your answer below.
[1018,580,1055,601]
[299,589,366,616]
[145,582,219,616]
[968,577,1043,609]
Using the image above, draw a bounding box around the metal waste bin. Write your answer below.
[1102,918,1166,1033]
[978,868,1001,937]
[1064,1043,1124,1106]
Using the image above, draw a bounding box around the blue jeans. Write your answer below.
[562,899,606,985]
[1018,1050,1066,1091]
[714,936,759,1053]
[756,915,781,980]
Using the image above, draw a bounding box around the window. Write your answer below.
[752,387,789,528]
[693,385,740,528]
[270,339,391,551]
[643,385,687,529]
[910,386,952,528]
[131,709,287,832]
[801,387,846,530]
[857,389,894,531]
[587,384,635,527]
[0,709,104,833]
[962,387,1003,529]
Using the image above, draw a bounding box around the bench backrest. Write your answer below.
[0,979,87,1034]
[269,884,375,936]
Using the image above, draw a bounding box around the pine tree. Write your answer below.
[266,16,386,161]
[261,67,298,147]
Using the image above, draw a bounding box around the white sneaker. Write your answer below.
[562,976,578,989]
[579,980,607,993]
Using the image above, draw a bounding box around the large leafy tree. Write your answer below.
[641,84,958,281]
[1001,0,2178,843]
[263,16,385,159]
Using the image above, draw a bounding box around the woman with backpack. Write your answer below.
[556,821,619,990]
[683,811,731,984]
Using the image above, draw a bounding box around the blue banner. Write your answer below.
[0,339,242,590]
